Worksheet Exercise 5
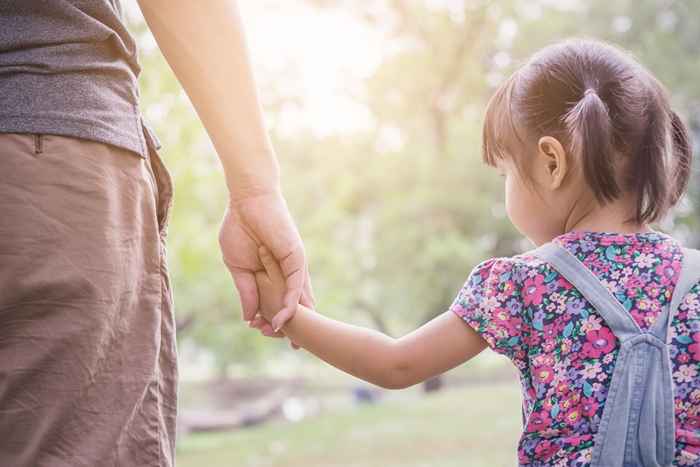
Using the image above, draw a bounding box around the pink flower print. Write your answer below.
[600,234,628,246]
[523,274,547,306]
[505,317,523,334]
[644,281,662,298]
[493,307,510,324]
[566,434,592,447]
[533,365,555,385]
[563,392,581,409]
[625,274,644,292]
[518,450,530,465]
[654,261,679,285]
[690,388,700,403]
[543,324,558,339]
[684,415,700,431]
[635,252,656,268]
[526,385,537,401]
[674,364,697,383]
[542,398,555,412]
[555,381,571,396]
[582,328,616,358]
[688,333,700,361]
[556,276,573,290]
[493,308,522,334]
[564,406,582,425]
[534,440,558,460]
[581,397,599,417]
[502,280,515,295]
[527,410,552,432]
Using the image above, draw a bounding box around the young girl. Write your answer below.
[250,38,699,466]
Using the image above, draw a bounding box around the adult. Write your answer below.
[0,1,309,465]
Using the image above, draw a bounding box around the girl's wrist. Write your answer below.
[278,303,311,333]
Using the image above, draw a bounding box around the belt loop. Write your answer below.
[34,134,43,155]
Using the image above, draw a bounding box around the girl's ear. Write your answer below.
[536,136,568,190]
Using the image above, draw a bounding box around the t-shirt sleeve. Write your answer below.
[448,257,529,367]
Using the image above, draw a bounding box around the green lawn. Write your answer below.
[175,382,522,467]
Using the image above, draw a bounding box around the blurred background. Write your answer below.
[125,1,700,465]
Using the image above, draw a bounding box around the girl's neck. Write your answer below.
[562,193,653,236]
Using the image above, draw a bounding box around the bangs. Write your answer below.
[481,73,525,168]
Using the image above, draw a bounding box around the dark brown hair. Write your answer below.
[482,38,692,224]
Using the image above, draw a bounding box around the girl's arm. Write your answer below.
[254,247,489,390]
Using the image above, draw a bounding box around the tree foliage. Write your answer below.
[131,0,700,373]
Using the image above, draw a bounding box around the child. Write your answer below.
[250,38,700,466]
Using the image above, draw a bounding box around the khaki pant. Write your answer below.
[0,133,178,466]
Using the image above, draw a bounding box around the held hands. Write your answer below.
[218,190,314,349]
[253,246,289,330]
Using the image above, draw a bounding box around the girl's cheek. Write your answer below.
[505,175,533,236]
[504,176,519,224]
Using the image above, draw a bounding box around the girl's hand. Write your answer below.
[252,245,303,349]
[255,245,287,324]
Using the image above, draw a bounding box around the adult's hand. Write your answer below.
[137,0,315,346]
[218,188,315,349]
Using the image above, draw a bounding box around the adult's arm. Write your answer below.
[136,0,277,194]
[136,0,315,339]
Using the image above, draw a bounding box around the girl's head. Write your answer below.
[483,38,692,245]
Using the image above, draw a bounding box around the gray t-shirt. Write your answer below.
[0,0,161,159]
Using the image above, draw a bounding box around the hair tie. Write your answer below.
[584,88,596,97]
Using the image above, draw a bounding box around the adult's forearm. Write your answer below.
[137,0,280,197]
[279,305,403,389]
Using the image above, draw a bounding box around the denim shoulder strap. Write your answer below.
[531,241,641,341]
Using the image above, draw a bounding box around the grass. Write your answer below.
[175,381,522,467]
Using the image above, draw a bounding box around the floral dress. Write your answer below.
[449,230,700,466]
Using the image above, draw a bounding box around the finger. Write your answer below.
[258,245,284,283]
[256,319,286,337]
[271,302,297,334]
[299,264,316,309]
[250,319,283,338]
[249,312,277,332]
[250,313,297,345]
[272,246,305,331]
[229,268,259,322]
[262,329,285,338]
[254,270,269,285]
[249,313,264,328]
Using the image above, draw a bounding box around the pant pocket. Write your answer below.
[145,147,174,237]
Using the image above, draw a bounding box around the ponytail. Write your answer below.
[634,79,692,223]
[564,88,620,203]
[669,110,692,206]
[635,90,669,223]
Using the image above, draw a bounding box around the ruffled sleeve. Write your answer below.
[449,257,530,367]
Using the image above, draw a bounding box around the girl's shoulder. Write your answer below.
[467,230,684,289]
[462,253,547,300]
[467,250,548,284]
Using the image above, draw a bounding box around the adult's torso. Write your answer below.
[0,0,159,158]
